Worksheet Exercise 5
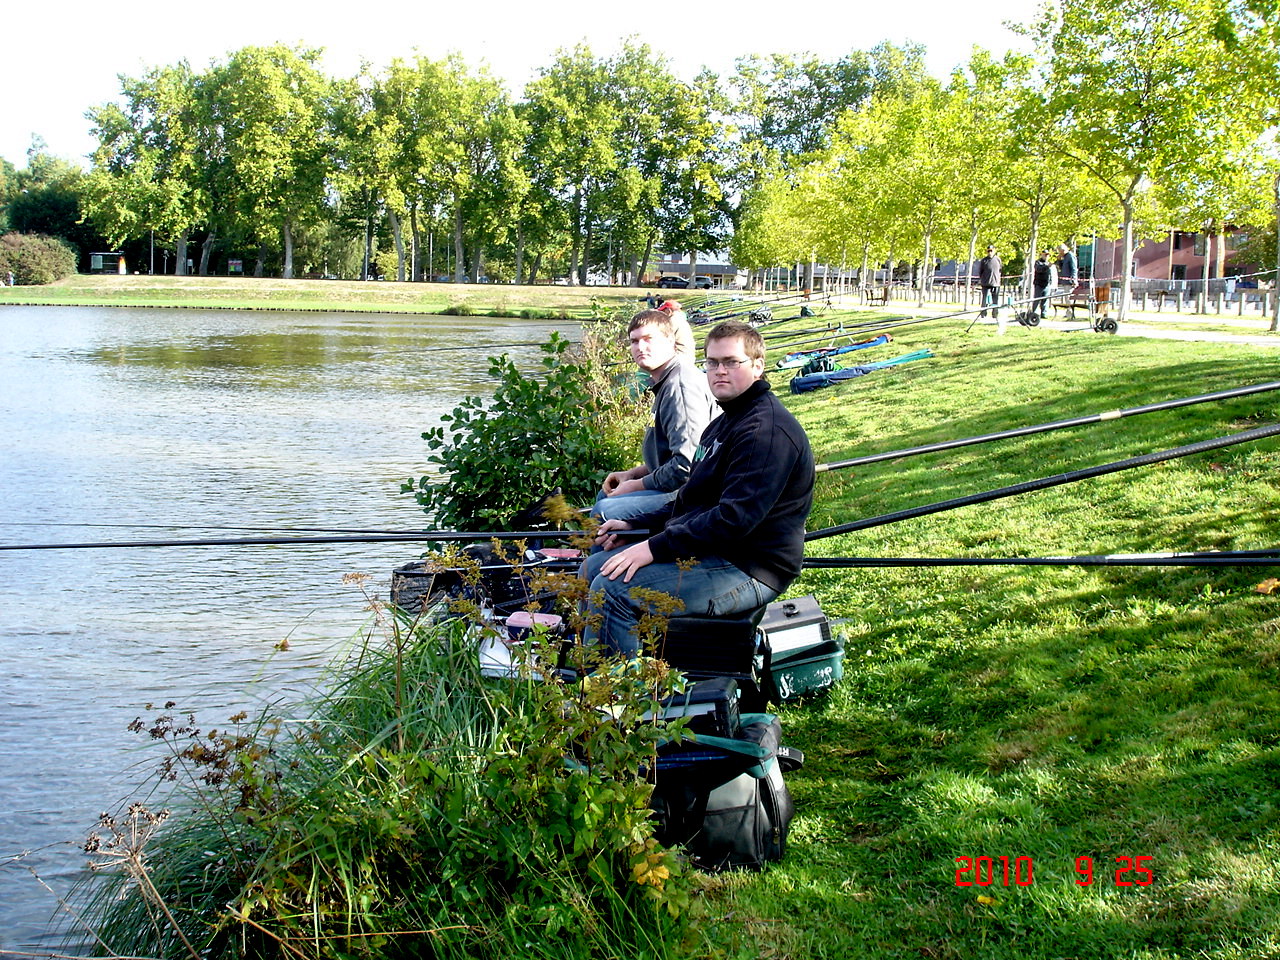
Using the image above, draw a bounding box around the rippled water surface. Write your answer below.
[0,305,576,949]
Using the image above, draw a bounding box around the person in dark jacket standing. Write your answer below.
[978,245,1002,319]
[581,319,815,658]
[1032,250,1058,319]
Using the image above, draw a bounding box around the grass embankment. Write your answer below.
[0,274,646,317]
[701,317,1280,958]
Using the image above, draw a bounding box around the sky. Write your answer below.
[4,0,1037,170]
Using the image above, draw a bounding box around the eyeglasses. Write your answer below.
[699,357,752,371]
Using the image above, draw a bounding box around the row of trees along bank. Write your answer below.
[16,0,1280,328]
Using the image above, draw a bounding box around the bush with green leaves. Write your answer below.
[404,328,645,531]
[0,232,78,284]
[69,589,695,959]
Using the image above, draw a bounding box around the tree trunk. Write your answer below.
[175,232,189,276]
[515,223,525,285]
[529,252,543,286]
[363,192,373,281]
[1271,171,1279,333]
[688,250,698,286]
[580,220,594,285]
[639,230,656,288]
[410,203,421,282]
[389,209,405,282]
[568,189,583,285]
[1117,202,1135,324]
[199,233,216,276]
[472,238,484,284]
[282,221,294,280]
[1199,221,1213,314]
[254,243,266,278]
[452,206,465,283]
[965,221,979,309]
[918,236,930,308]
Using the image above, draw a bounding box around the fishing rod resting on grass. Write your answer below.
[814,379,1280,473]
[805,421,1280,542]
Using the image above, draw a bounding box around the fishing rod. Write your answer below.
[801,549,1280,569]
[814,379,1280,473]
[804,421,1280,542]
[0,520,457,535]
[0,529,573,553]
[771,329,900,356]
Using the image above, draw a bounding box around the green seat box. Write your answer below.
[758,596,844,700]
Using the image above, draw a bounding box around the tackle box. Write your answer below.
[757,595,845,701]
[645,676,741,738]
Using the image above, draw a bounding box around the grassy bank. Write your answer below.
[0,274,647,316]
[702,319,1280,958]
[58,296,1280,957]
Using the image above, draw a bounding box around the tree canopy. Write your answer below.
[7,9,1268,289]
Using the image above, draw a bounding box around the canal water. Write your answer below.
[0,305,578,950]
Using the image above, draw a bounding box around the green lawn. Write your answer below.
[696,317,1280,958]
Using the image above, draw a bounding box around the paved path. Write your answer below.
[842,296,1280,347]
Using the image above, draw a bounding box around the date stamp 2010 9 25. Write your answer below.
[954,855,1153,887]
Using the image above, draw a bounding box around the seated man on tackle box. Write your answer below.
[582,319,815,658]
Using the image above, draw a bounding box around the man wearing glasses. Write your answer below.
[582,319,815,657]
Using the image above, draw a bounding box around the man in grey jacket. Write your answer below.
[593,310,719,523]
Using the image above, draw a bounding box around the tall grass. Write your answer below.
[67,596,693,959]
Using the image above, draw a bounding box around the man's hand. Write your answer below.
[593,518,633,552]
[599,540,654,583]
[601,465,648,496]
[607,477,648,497]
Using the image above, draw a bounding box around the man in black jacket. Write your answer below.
[581,320,815,657]
[978,245,1002,319]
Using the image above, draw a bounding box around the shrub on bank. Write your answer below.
[405,328,645,530]
[0,232,78,285]
[70,599,693,958]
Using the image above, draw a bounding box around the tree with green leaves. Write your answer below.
[1030,0,1270,322]
[83,63,212,275]
[203,45,335,279]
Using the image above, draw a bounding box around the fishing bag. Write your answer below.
[651,714,800,871]
[799,356,837,376]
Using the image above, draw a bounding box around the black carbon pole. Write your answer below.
[0,529,570,552]
[805,421,1280,542]
[802,549,1280,568]
[816,380,1280,473]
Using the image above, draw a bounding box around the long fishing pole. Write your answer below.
[801,549,1280,568]
[804,421,1280,542]
[815,379,1280,473]
[0,529,571,552]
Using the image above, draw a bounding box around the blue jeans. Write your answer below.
[580,551,777,658]
[591,487,678,524]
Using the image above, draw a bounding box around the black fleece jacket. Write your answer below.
[636,378,814,593]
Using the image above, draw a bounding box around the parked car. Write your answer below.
[657,275,713,289]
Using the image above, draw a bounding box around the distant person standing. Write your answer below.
[1032,250,1058,320]
[978,246,1002,319]
[1056,243,1078,293]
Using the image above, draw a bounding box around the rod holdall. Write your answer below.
[651,714,800,871]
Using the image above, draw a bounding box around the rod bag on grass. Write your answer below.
[651,713,800,871]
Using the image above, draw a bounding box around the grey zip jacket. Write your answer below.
[642,358,720,492]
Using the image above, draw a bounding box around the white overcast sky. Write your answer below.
[5,0,1037,170]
